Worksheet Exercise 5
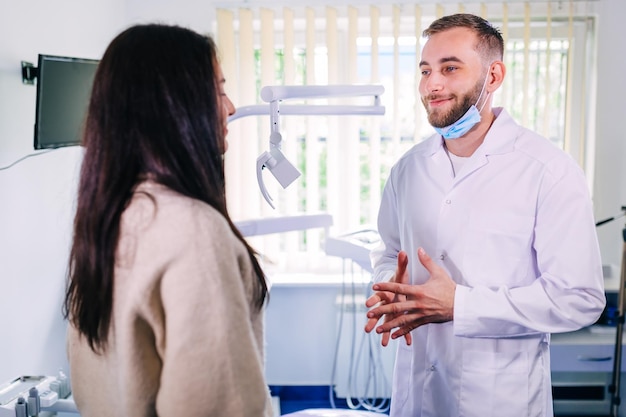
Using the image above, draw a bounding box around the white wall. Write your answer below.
[0,0,625,394]
[124,0,216,33]
[593,0,626,270]
[0,0,215,385]
[0,0,123,385]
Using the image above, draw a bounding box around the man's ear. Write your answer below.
[487,61,506,92]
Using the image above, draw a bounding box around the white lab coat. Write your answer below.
[371,108,605,417]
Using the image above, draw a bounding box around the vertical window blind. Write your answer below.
[213,0,598,273]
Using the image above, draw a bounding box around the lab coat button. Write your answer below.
[445,199,451,204]
[430,365,436,371]
[440,254,445,260]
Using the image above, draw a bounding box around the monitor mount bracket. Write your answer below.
[20,61,38,85]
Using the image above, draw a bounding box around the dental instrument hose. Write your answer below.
[329,259,390,414]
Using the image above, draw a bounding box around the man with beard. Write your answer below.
[364,13,605,417]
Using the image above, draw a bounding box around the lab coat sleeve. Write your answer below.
[454,160,606,338]
[371,173,401,284]
[154,210,269,417]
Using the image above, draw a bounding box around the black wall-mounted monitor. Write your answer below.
[33,54,99,150]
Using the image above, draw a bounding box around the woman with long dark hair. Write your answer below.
[64,23,271,417]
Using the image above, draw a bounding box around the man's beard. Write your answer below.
[422,77,485,128]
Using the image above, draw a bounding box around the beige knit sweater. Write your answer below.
[67,181,272,417]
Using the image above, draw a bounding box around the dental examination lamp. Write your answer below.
[228,85,385,209]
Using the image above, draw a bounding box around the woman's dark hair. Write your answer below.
[63,23,268,352]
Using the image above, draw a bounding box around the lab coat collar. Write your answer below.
[421,107,522,182]
[424,107,520,158]
[477,107,521,156]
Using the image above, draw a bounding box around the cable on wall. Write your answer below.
[0,150,54,171]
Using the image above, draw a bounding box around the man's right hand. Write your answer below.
[364,250,412,346]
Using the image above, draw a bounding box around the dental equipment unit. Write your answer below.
[0,374,77,417]
[228,84,385,209]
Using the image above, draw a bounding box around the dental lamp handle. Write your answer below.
[256,153,275,209]
[255,147,302,210]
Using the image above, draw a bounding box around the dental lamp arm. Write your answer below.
[229,84,385,209]
[227,104,386,123]
[254,102,302,207]
[260,84,385,101]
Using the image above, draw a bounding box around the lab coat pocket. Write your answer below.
[459,350,529,417]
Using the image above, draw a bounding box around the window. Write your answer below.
[214,1,598,274]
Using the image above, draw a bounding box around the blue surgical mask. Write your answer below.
[433,105,482,140]
[433,70,490,140]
